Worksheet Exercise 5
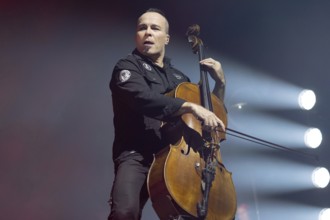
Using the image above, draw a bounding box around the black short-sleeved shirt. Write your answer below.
[110,49,190,161]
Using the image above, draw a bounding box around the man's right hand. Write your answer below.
[177,102,225,132]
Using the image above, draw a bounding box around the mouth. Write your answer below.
[143,40,154,47]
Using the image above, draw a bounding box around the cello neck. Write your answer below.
[197,43,213,112]
[186,24,214,112]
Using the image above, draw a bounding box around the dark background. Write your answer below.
[1,0,329,219]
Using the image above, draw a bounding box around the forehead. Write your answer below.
[137,12,167,27]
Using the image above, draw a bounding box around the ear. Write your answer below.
[165,34,170,45]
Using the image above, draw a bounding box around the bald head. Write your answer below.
[138,8,169,34]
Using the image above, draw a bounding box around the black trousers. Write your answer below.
[108,151,150,220]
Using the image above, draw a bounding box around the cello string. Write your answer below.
[221,127,319,161]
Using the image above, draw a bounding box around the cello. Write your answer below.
[147,24,237,220]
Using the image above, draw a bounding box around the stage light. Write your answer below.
[304,128,322,148]
[233,102,246,110]
[319,208,330,220]
[312,167,330,188]
[298,89,316,110]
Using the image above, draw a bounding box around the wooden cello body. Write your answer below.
[147,83,237,220]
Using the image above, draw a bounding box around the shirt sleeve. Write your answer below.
[110,59,185,120]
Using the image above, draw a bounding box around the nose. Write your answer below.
[145,27,152,35]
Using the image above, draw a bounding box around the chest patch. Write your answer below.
[119,70,131,82]
[142,62,152,71]
[172,73,183,80]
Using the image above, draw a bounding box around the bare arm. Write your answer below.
[199,58,226,101]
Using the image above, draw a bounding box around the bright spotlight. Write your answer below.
[319,208,330,220]
[312,167,330,188]
[233,102,247,110]
[298,89,316,110]
[304,128,322,148]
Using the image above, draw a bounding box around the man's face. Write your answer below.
[135,12,170,59]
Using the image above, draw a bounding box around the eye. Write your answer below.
[151,25,161,31]
[137,25,147,31]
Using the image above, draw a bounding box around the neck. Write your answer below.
[136,49,165,67]
[149,53,164,68]
[153,59,164,67]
